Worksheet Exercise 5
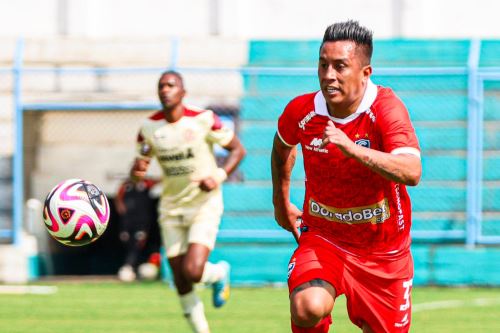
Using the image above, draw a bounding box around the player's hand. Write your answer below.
[321,120,356,156]
[197,177,218,192]
[274,202,302,242]
[131,158,150,181]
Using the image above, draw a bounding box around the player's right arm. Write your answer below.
[130,157,150,183]
[271,133,302,242]
[130,129,153,183]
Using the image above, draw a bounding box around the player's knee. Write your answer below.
[182,261,204,282]
[291,295,329,327]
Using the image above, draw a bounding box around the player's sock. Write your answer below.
[179,291,210,333]
[291,315,332,333]
[200,261,226,284]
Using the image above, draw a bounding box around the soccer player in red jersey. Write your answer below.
[272,21,422,333]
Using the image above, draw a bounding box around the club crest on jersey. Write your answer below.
[355,138,370,148]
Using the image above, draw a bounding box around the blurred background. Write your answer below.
[0,0,499,287]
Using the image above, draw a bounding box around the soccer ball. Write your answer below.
[42,179,110,246]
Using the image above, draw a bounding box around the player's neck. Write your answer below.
[163,105,184,123]
[326,86,367,119]
[326,99,360,119]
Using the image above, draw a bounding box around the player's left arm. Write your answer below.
[322,122,421,186]
[199,126,246,192]
[200,135,246,191]
[220,135,246,176]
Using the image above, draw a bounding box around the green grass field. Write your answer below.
[0,281,499,332]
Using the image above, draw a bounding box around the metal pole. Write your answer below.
[465,39,481,247]
[169,37,180,71]
[12,38,25,246]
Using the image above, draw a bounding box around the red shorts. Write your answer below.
[287,232,413,333]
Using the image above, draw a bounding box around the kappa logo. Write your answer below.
[310,137,323,147]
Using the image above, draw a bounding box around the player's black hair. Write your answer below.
[159,70,184,87]
[321,20,373,64]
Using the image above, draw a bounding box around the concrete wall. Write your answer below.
[0,0,499,39]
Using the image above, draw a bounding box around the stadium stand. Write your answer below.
[214,39,500,284]
[1,37,499,285]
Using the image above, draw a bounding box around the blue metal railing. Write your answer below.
[4,38,498,247]
[12,38,24,246]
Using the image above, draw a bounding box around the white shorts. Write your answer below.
[160,196,223,258]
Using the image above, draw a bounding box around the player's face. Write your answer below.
[158,74,185,110]
[318,41,372,117]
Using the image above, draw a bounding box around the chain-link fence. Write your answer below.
[477,75,500,243]
[2,40,499,248]
[0,67,14,242]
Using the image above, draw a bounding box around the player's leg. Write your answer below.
[117,219,137,282]
[290,279,335,332]
[187,201,230,308]
[287,232,343,333]
[361,323,375,333]
[162,218,211,333]
[344,252,413,333]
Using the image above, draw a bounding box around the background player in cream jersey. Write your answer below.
[131,71,246,333]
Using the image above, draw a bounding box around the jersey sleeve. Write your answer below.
[376,93,420,157]
[206,111,235,147]
[277,98,302,146]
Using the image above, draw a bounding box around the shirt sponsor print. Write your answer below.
[304,137,328,153]
[309,198,390,224]
[298,111,316,130]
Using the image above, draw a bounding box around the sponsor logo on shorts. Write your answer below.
[309,198,390,224]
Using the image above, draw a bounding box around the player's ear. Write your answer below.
[362,65,372,83]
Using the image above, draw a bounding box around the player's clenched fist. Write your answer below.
[274,202,302,242]
[130,157,150,182]
[321,120,355,156]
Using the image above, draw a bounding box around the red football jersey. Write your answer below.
[277,80,420,256]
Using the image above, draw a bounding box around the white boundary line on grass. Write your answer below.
[0,285,58,295]
[413,298,500,312]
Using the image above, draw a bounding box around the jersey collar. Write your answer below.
[314,79,377,124]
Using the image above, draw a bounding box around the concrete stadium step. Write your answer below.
[247,40,470,68]
[240,153,500,182]
[239,93,486,122]
[239,121,500,151]
[221,182,500,213]
[242,73,468,95]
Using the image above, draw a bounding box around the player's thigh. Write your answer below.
[287,232,344,296]
[287,233,344,318]
[346,254,413,333]
[160,216,189,258]
[290,279,336,318]
[186,202,222,251]
[183,243,211,273]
